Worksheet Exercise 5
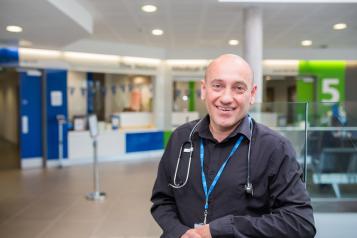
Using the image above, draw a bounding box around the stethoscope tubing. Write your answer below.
[169,116,254,196]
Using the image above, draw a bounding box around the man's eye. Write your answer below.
[212,84,222,89]
[234,86,246,94]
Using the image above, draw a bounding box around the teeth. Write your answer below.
[217,106,233,111]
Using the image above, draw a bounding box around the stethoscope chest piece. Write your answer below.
[244,182,254,196]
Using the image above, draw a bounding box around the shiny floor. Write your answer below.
[0,160,161,238]
[0,139,19,170]
[1,158,357,238]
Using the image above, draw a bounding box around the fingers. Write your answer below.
[194,224,212,238]
[181,229,202,238]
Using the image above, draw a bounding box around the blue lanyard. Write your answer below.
[199,135,244,224]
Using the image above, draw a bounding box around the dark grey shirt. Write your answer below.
[151,115,316,238]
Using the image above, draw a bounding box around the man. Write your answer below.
[151,54,316,238]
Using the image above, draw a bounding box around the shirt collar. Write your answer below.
[196,114,251,143]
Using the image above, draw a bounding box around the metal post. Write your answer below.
[58,122,63,168]
[86,114,106,201]
[93,138,102,196]
[56,115,66,168]
[303,102,309,185]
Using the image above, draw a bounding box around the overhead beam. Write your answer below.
[47,0,93,34]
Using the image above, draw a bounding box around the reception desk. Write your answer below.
[68,128,164,164]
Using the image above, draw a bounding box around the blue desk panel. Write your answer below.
[126,131,164,153]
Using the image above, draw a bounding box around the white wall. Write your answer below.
[0,71,18,144]
[67,71,87,120]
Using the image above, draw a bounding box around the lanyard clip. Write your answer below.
[203,209,208,225]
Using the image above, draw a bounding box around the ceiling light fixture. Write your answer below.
[19,48,61,58]
[228,39,239,46]
[152,29,164,36]
[122,56,161,65]
[333,23,347,30]
[166,59,210,66]
[64,52,119,62]
[141,5,157,13]
[6,25,23,33]
[301,40,312,46]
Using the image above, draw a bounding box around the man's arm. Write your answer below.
[208,140,316,238]
[151,133,191,238]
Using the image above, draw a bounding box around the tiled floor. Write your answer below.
[1,158,357,238]
[0,160,162,238]
[0,139,19,170]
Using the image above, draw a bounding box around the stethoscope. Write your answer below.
[169,116,254,196]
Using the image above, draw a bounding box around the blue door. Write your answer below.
[45,69,68,160]
[19,71,42,159]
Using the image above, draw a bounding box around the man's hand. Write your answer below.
[181,229,201,238]
[195,224,212,238]
[181,224,212,238]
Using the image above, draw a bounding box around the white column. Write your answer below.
[154,62,172,130]
[243,6,263,103]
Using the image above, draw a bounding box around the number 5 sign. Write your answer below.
[321,78,340,102]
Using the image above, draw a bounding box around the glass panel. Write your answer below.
[251,101,357,203]
[307,101,357,200]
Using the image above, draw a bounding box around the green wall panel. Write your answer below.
[164,131,172,147]
[298,61,346,125]
[298,61,346,102]
[188,81,195,111]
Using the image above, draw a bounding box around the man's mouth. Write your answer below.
[216,106,235,112]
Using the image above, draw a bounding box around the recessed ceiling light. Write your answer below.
[152,29,163,36]
[228,39,239,46]
[142,5,157,13]
[301,40,312,46]
[6,25,23,33]
[333,23,347,30]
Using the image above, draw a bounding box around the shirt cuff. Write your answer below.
[209,215,234,237]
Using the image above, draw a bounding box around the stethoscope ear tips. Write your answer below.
[244,183,254,196]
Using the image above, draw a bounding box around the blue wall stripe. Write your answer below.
[45,70,68,160]
[126,131,164,153]
[0,47,19,66]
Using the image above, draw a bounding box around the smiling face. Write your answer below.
[201,54,257,134]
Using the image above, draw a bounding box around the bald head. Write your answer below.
[200,53,257,137]
[205,54,254,85]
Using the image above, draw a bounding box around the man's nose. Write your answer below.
[220,88,234,104]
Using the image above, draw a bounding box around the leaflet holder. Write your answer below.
[86,114,106,201]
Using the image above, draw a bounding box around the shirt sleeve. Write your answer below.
[150,132,190,238]
[209,139,316,238]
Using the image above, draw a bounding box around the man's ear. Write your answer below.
[201,79,206,100]
[250,84,257,105]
